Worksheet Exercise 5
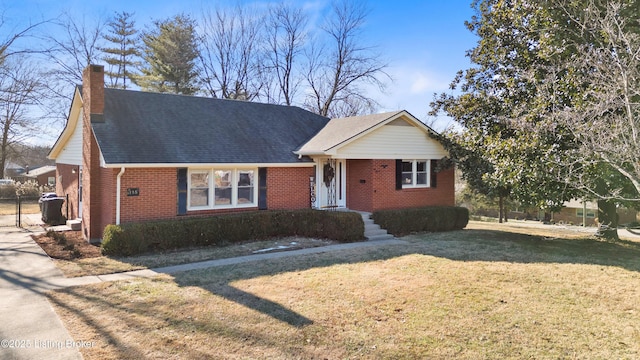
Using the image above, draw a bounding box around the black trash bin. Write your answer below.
[39,192,58,212]
[40,196,65,225]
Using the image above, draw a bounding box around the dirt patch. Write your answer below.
[32,230,102,260]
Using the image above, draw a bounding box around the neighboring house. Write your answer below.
[4,162,25,179]
[49,65,454,241]
[13,165,57,186]
[553,199,639,226]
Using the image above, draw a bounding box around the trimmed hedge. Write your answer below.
[372,206,469,236]
[102,209,365,256]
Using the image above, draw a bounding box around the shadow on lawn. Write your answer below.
[17,226,640,359]
[0,265,150,360]
[411,228,640,272]
[163,228,640,331]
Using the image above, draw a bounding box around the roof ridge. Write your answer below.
[103,87,327,117]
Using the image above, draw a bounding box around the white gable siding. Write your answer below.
[56,111,83,165]
[334,120,447,159]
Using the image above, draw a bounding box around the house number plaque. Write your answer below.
[127,188,140,196]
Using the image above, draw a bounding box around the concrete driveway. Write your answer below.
[0,227,82,360]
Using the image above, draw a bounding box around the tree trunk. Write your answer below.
[596,199,619,241]
[498,196,504,223]
[503,204,508,223]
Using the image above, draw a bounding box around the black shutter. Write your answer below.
[431,160,438,188]
[258,167,267,210]
[395,159,403,190]
[177,168,187,215]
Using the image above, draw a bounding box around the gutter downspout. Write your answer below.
[116,167,125,225]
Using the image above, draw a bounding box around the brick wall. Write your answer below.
[267,167,315,209]
[119,168,179,223]
[81,65,105,241]
[55,164,79,220]
[110,167,314,228]
[35,171,56,187]
[345,159,455,212]
[346,159,373,211]
[97,167,115,233]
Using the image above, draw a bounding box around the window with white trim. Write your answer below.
[402,160,430,188]
[188,168,257,209]
[190,171,210,207]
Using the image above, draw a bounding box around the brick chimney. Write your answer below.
[81,64,105,241]
[82,64,105,121]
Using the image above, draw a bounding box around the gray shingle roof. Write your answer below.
[93,89,330,165]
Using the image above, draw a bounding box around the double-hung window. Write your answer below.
[188,168,257,210]
[190,171,210,207]
[401,160,429,188]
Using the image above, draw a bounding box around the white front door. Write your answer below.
[318,159,346,209]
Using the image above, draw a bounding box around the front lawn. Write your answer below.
[47,223,640,359]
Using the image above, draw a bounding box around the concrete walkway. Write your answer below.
[0,227,82,360]
[57,237,409,287]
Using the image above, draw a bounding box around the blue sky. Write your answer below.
[5,0,478,134]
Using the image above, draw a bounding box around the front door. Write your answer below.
[319,159,346,209]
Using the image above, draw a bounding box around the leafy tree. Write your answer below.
[101,11,140,89]
[136,14,199,95]
[531,0,640,239]
[432,0,640,239]
[431,0,574,223]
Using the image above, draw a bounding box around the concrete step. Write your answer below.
[366,234,396,241]
[365,228,389,237]
[357,211,395,241]
[66,219,82,231]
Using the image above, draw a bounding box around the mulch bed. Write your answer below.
[32,230,103,260]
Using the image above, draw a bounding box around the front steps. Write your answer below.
[66,219,82,231]
[358,212,395,241]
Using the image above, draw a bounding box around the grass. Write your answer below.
[47,222,640,359]
[0,199,39,215]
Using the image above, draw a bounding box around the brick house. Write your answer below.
[14,165,57,186]
[49,65,454,241]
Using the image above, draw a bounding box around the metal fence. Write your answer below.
[0,195,41,228]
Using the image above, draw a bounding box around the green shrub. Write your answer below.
[372,206,469,236]
[102,209,365,256]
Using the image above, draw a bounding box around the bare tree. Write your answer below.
[263,3,308,105]
[42,12,106,124]
[0,58,45,178]
[0,10,48,64]
[304,0,388,117]
[45,12,106,88]
[199,4,264,100]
